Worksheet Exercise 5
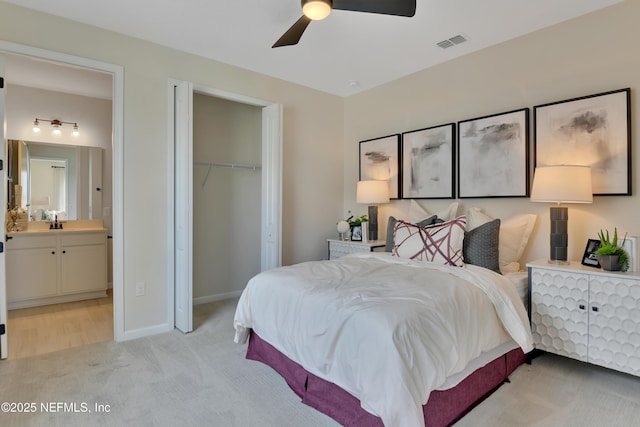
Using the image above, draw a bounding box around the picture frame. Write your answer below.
[359,134,400,199]
[350,225,363,241]
[457,108,529,198]
[401,123,455,199]
[581,239,602,268]
[534,88,631,196]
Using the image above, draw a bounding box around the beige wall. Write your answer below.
[192,94,261,301]
[344,0,640,267]
[0,2,344,333]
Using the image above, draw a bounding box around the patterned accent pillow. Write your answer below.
[463,219,501,273]
[385,215,438,252]
[393,216,467,266]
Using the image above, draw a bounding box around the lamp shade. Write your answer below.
[356,180,390,204]
[530,165,593,204]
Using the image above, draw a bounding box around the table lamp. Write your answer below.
[530,165,593,264]
[356,180,390,241]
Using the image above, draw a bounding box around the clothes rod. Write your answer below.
[194,161,262,188]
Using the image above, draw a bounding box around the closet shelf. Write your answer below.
[194,161,262,188]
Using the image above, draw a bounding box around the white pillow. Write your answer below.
[410,200,459,222]
[465,208,537,273]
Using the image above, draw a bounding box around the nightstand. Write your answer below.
[327,239,386,260]
[527,259,640,377]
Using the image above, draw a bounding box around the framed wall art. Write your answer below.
[359,134,400,199]
[457,108,529,198]
[401,123,455,199]
[534,88,631,196]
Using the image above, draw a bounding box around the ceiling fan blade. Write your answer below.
[333,0,416,17]
[272,15,312,48]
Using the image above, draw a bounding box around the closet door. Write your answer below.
[174,80,193,333]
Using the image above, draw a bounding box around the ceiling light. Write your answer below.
[32,118,80,137]
[302,0,332,20]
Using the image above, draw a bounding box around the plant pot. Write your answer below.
[598,254,622,271]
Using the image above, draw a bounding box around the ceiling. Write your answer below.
[2,0,622,98]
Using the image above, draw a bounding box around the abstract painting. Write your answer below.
[457,108,529,198]
[359,134,400,199]
[534,88,631,195]
[401,123,455,199]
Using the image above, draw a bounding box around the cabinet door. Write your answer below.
[6,247,58,302]
[588,276,640,376]
[530,268,589,362]
[60,244,107,294]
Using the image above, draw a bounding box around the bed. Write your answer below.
[234,213,535,427]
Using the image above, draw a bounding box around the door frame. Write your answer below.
[169,80,282,331]
[0,41,125,345]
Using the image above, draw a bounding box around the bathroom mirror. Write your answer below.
[6,140,103,221]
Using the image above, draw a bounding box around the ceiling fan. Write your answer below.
[273,0,417,48]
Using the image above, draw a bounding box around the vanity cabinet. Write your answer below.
[6,230,108,309]
[528,260,640,377]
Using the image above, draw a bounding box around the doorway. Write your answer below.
[171,81,282,332]
[0,42,124,359]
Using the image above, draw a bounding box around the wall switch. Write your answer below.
[135,282,145,296]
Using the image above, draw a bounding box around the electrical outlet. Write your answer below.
[135,282,145,296]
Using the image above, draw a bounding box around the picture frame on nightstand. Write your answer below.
[581,238,602,268]
[350,225,363,241]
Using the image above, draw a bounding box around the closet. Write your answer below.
[192,93,262,301]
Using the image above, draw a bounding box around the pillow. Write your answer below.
[410,200,459,222]
[385,215,438,252]
[392,216,467,266]
[463,219,501,274]
[465,208,536,273]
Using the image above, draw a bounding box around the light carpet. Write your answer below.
[1,298,639,427]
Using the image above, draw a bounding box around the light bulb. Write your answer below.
[302,0,332,20]
[33,120,40,133]
[72,124,80,137]
[52,126,61,136]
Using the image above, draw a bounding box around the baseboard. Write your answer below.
[118,322,173,342]
[194,290,243,305]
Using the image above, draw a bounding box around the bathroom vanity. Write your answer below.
[5,220,108,310]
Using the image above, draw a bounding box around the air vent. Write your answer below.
[437,34,468,49]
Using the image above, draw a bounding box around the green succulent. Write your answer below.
[595,228,629,272]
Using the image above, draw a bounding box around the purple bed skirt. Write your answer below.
[246,330,526,427]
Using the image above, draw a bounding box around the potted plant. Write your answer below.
[595,228,629,272]
[343,210,368,242]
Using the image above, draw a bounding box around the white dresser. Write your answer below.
[527,260,640,377]
[327,239,386,260]
[6,229,108,309]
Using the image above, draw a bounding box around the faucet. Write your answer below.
[49,214,63,230]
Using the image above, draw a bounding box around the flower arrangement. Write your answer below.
[344,210,368,226]
[595,228,629,272]
[6,206,28,232]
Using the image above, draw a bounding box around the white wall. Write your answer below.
[0,2,344,333]
[344,0,640,267]
[192,94,261,301]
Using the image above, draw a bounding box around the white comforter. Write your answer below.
[234,252,533,427]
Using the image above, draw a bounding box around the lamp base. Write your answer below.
[547,259,570,265]
[549,206,568,263]
[368,205,378,241]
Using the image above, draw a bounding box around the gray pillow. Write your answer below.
[385,215,439,252]
[463,219,501,274]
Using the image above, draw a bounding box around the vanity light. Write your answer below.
[32,118,80,137]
